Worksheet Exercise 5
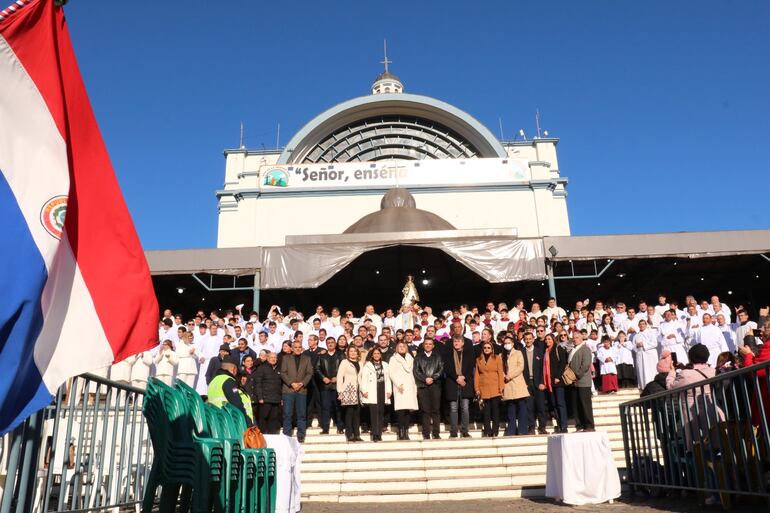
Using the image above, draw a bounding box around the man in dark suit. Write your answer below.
[280,340,314,442]
[303,334,326,429]
[520,332,547,434]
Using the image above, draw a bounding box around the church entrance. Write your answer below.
[260,245,542,314]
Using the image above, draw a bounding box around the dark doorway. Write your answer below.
[261,245,528,314]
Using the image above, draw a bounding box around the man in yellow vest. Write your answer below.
[207,362,254,425]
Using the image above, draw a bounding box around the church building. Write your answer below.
[216,64,570,248]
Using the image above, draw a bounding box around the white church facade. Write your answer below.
[216,69,570,248]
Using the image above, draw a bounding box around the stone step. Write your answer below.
[306,486,546,503]
[301,449,626,472]
[304,475,542,495]
[298,389,636,503]
[301,429,624,452]
[301,423,624,445]
[301,437,626,462]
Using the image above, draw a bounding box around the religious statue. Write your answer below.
[401,275,420,306]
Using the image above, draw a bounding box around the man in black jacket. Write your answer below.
[205,344,232,384]
[230,338,258,367]
[254,352,282,433]
[413,338,444,439]
[315,337,344,434]
[520,332,547,434]
[443,335,475,437]
[304,335,326,428]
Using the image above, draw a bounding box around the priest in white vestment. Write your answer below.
[697,314,729,367]
[658,311,689,364]
[633,320,659,390]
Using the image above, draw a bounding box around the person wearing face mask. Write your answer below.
[502,336,529,435]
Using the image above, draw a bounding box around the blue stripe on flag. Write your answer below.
[0,170,53,435]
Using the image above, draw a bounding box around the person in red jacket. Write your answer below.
[739,323,770,428]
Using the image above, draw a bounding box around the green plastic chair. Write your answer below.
[221,403,277,513]
[142,379,222,513]
[156,379,230,512]
[222,404,276,513]
[175,380,242,513]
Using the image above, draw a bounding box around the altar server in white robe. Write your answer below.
[633,320,659,390]
[110,357,133,386]
[196,326,224,395]
[716,314,738,353]
[658,310,689,364]
[696,314,729,367]
[613,331,636,388]
[128,352,154,389]
[176,332,199,387]
[596,336,619,393]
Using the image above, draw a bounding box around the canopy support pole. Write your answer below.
[253,271,261,315]
[546,260,557,300]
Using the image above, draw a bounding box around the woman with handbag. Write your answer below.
[388,341,418,440]
[337,345,364,442]
[359,347,392,442]
[544,333,569,433]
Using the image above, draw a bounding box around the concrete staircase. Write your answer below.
[300,388,637,503]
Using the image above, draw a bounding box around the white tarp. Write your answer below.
[261,238,545,289]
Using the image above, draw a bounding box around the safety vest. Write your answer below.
[207,374,231,408]
[207,374,254,423]
[238,389,255,423]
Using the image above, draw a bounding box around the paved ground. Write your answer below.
[302,494,770,512]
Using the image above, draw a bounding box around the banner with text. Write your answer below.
[259,158,529,190]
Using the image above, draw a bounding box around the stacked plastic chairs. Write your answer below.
[142,378,226,512]
[142,377,276,513]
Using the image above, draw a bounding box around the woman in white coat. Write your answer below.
[154,340,179,386]
[359,347,392,442]
[175,332,199,387]
[387,341,418,440]
[336,346,363,442]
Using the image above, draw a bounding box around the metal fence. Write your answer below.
[620,359,770,505]
[0,374,152,513]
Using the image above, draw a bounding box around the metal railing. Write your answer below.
[0,374,152,513]
[620,359,770,505]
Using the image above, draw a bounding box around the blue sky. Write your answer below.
[64,0,770,250]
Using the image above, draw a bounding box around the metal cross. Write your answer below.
[381,39,392,73]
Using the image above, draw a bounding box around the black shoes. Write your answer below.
[297,436,305,443]
[449,432,458,438]
[432,433,441,439]
[320,430,329,435]
[337,428,345,435]
[461,432,472,438]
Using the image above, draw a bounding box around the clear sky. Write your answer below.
[63,0,770,250]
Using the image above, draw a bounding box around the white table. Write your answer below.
[545,431,621,505]
[264,434,302,513]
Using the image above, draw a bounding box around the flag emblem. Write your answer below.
[40,195,67,239]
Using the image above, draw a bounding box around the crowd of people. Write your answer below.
[101,294,769,443]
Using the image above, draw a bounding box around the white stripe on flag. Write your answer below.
[0,33,115,390]
[35,232,114,391]
[0,34,69,270]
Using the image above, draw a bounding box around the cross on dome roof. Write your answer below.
[371,39,403,95]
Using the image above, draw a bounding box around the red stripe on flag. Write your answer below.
[1,0,158,361]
